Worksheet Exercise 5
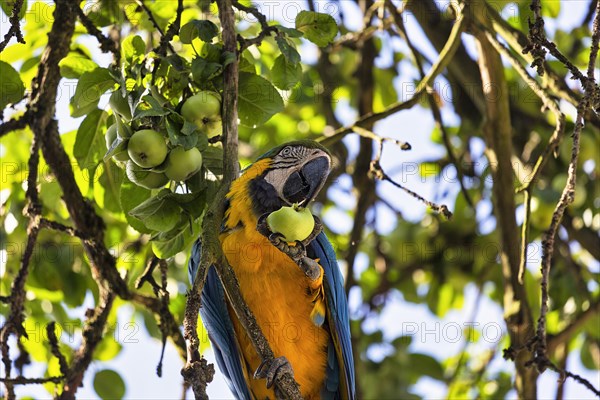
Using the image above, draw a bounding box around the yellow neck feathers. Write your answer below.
[224,158,272,230]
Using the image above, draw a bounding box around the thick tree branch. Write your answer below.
[182,1,302,399]
[470,2,537,397]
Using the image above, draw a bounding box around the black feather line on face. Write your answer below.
[248,176,283,217]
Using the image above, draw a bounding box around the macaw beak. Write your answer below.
[282,156,330,206]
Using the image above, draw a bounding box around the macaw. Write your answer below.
[188,140,355,399]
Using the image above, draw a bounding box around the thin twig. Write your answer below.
[46,322,69,376]
[477,24,567,285]
[319,5,468,147]
[76,5,120,64]
[370,159,453,219]
[154,0,183,56]
[39,218,84,238]
[135,0,175,53]
[232,0,278,51]
[0,113,29,138]
[0,136,42,400]
[0,376,64,385]
[533,4,600,396]
[386,0,474,209]
[352,125,411,151]
[0,0,26,53]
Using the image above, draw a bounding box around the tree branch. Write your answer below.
[182,1,302,399]
[231,0,278,52]
[470,2,537,397]
[533,1,600,382]
[0,0,26,53]
[0,133,42,400]
[155,0,183,56]
[386,0,474,209]
[135,0,175,53]
[319,5,467,147]
[76,5,120,64]
[0,113,29,138]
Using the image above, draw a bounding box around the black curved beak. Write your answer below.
[282,156,330,205]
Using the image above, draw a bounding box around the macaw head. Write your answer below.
[242,140,332,217]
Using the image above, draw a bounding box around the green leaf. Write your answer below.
[237,72,284,127]
[152,219,200,259]
[191,57,223,84]
[295,11,338,47]
[122,35,145,65]
[408,353,444,381]
[120,180,152,233]
[93,369,125,400]
[72,68,116,116]
[275,35,301,64]
[129,193,181,232]
[165,118,198,150]
[0,0,27,20]
[542,1,560,18]
[274,25,303,38]
[74,109,109,171]
[271,55,302,90]
[94,330,122,361]
[202,146,224,175]
[132,95,170,119]
[0,61,25,109]
[59,53,98,79]
[239,53,256,74]
[104,136,127,161]
[99,161,124,213]
[180,20,219,44]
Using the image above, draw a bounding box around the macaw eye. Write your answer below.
[280,147,292,157]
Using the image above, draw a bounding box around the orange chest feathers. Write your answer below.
[221,228,329,399]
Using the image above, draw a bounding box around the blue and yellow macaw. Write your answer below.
[188,140,355,399]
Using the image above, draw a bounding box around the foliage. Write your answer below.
[0,0,598,399]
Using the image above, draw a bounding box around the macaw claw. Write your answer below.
[254,356,294,389]
[256,212,323,281]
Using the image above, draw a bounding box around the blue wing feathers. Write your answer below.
[308,232,356,400]
[188,240,252,400]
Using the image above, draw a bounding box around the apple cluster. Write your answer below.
[105,90,222,190]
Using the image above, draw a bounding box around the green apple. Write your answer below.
[109,90,132,121]
[127,129,168,168]
[180,91,223,138]
[165,146,203,181]
[105,124,130,162]
[125,161,169,189]
[267,204,315,242]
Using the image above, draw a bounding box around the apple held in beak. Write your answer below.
[266,204,315,242]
